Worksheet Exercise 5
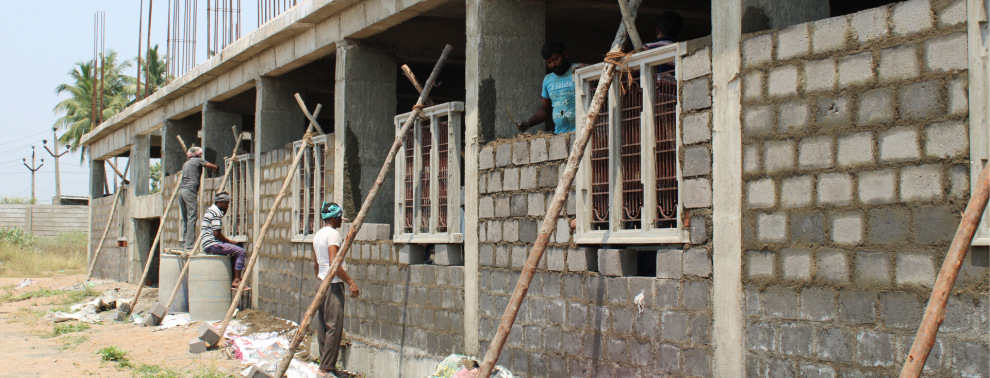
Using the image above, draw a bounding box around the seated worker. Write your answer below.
[201,192,247,288]
[515,40,586,135]
[644,11,684,50]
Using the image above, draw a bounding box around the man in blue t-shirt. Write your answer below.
[515,40,585,135]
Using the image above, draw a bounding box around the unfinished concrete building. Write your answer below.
[81,0,990,376]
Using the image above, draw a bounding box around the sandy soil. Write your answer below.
[0,275,274,378]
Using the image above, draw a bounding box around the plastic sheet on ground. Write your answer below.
[427,354,513,378]
[153,313,192,331]
[232,330,320,378]
[45,297,112,323]
[15,279,38,289]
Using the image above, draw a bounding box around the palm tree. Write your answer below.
[53,50,135,155]
[131,44,172,98]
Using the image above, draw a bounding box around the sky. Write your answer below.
[0,1,262,204]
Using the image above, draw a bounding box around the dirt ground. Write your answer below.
[0,275,299,378]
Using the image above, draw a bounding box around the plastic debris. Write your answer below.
[427,354,513,378]
[15,279,38,289]
[154,313,192,331]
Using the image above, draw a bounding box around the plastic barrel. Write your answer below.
[158,254,189,313]
[187,255,233,321]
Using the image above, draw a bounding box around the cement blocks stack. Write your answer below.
[141,302,167,327]
[189,324,221,354]
[739,0,986,375]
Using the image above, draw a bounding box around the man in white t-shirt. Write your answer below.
[310,202,359,376]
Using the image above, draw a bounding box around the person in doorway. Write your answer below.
[177,146,218,250]
[515,40,586,135]
[644,11,685,49]
[310,202,359,376]
[201,192,247,288]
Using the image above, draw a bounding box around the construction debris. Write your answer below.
[428,354,513,378]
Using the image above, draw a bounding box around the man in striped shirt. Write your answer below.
[201,192,247,288]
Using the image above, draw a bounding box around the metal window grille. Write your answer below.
[621,70,644,229]
[228,156,253,238]
[654,69,678,228]
[419,120,432,233]
[403,131,415,233]
[294,136,331,237]
[437,119,450,232]
[590,80,610,230]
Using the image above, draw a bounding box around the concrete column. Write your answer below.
[334,40,397,224]
[256,77,306,154]
[741,0,829,33]
[89,155,107,199]
[712,0,745,377]
[203,102,243,175]
[163,118,200,175]
[131,135,151,196]
[466,0,546,141]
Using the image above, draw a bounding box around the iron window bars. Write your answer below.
[292,134,333,240]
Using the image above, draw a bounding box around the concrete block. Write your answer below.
[837,132,874,167]
[568,247,598,272]
[899,80,944,121]
[480,244,494,266]
[553,217,569,243]
[765,286,800,318]
[803,59,836,93]
[748,250,775,279]
[690,214,708,244]
[398,244,427,264]
[488,171,502,192]
[661,311,690,341]
[502,220,519,243]
[802,364,837,378]
[527,193,545,217]
[548,134,568,160]
[743,145,760,174]
[817,173,853,206]
[832,212,863,245]
[747,178,776,209]
[744,71,764,101]
[948,78,968,116]
[245,365,274,378]
[539,165,558,188]
[511,140,529,165]
[683,280,710,310]
[757,213,787,242]
[892,0,934,36]
[519,166,537,190]
[656,248,683,279]
[880,127,920,162]
[895,252,935,287]
[743,35,773,67]
[851,6,890,42]
[926,32,967,72]
[816,249,849,283]
[857,88,895,126]
[799,136,834,169]
[778,101,810,133]
[495,245,509,267]
[781,248,812,280]
[926,120,968,158]
[682,146,711,177]
[142,312,161,327]
[791,211,826,243]
[510,194,528,217]
[859,169,897,204]
[682,78,711,111]
[435,244,464,266]
[681,47,712,80]
[869,207,910,244]
[511,246,527,269]
[683,248,711,277]
[198,324,221,345]
[781,322,815,356]
[744,105,775,136]
[768,65,799,97]
[494,196,509,218]
[503,168,519,191]
[599,248,637,277]
[546,247,565,272]
[682,178,711,208]
[747,321,775,351]
[816,96,852,129]
[855,251,891,285]
[901,164,943,202]
[479,196,494,218]
[838,52,874,87]
[189,337,208,354]
[782,175,813,208]
[939,0,966,25]
[840,290,877,324]
[950,341,990,377]
[682,111,711,145]
[915,206,960,244]
[813,17,849,53]
[764,140,795,172]
[150,302,167,320]
[879,292,924,331]
[817,327,853,362]
[777,24,810,60]
[950,164,969,199]
[879,44,920,83]
[529,138,548,163]
[480,147,495,169]
[495,144,511,167]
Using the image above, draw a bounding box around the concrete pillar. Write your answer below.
[89,155,107,199]
[466,0,546,141]
[202,102,243,175]
[131,135,151,196]
[256,77,306,154]
[163,118,200,176]
[741,0,829,33]
[334,40,397,224]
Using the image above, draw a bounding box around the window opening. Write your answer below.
[293,135,331,238]
[437,118,450,233]
[655,68,678,229]
[420,119,432,233]
[621,70,644,230]
[404,130,415,234]
[590,80,611,231]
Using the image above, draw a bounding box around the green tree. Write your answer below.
[53,50,135,156]
[131,45,172,98]
[149,162,162,194]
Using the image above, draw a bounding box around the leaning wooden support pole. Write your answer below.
[899,164,990,377]
[86,185,126,281]
[477,2,641,375]
[617,0,643,50]
[401,64,434,106]
[211,102,327,343]
[126,171,183,314]
[272,44,453,378]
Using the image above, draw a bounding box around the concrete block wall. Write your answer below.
[90,194,128,282]
[160,174,182,251]
[739,0,988,376]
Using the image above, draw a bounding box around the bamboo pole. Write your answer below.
[899,164,990,377]
[617,0,643,50]
[401,64,433,106]
[209,103,326,341]
[293,94,325,134]
[106,159,129,183]
[86,184,126,281]
[477,2,642,375]
[272,44,453,378]
[126,171,184,314]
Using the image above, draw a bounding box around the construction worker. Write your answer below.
[515,40,586,135]
[201,192,247,289]
[311,202,359,376]
[644,11,684,49]
[178,146,218,250]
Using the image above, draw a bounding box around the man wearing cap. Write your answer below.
[310,202,359,376]
[178,146,219,250]
[201,192,247,289]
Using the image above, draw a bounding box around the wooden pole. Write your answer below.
[617,0,643,50]
[401,64,433,106]
[86,185,126,281]
[106,159,129,183]
[899,164,990,377]
[211,102,328,343]
[477,2,642,375]
[272,44,454,378]
[126,171,184,314]
[292,94,325,134]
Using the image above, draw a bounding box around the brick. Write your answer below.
[744,145,760,174]
[600,248,637,276]
[915,206,959,244]
[803,58,836,93]
[839,52,874,87]
[503,167,519,191]
[480,147,495,169]
[878,45,921,84]
[495,144,511,167]
[661,311,690,341]
[898,80,944,121]
[778,101,809,133]
[527,193,545,217]
[781,322,814,356]
[519,166,537,190]
[791,211,826,243]
[494,196,509,218]
[813,17,849,53]
[926,120,968,158]
[816,96,851,129]
[765,286,800,318]
[744,105,775,136]
[858,169,897,204]
[518,219,537,243]
[656,248,683,279]
[479,196,494,218]
[943,295,980,332]
[857,88,895,126]
[488,171,502,192]
[747,321,775,351]
[757,213,787,242]
[538,165,558,188]
[480,244,494,266]
[683,248,711,277]
[502,220,519,243]
[900,164,943,202]
[683,280,709,310]
[510,194,527,217]
[948,78,968,116]
[747,250,775,278]
[832,212,863,245]
[682,347,710,377]
[189,338,208,354]
[398,244,426,264]
[858,331,896,367]
[764,140,795,172]
[548,134,568,160]
[851,6,889,42]
[892,0,933,36]
[747,178,776,209]
[817,173,853,206]
[682,111,711,144]
[510,141,529,165]
[690,214,708,244]
[768,65,799,97]
[682,179,711,208]
[799,136,834,169]
[495,245,509,267]
[435,244,463,266]
[781,247,812,280]
[530,138,548,163]
[895,252,935,287]
[781,175,813,208]
[802,287,837,321]
[743,34,773,67]
[951,341,990,377]
[855,251,892,285]
[777,24,809,60]
[817,327,853,362]
[840,290,877,324]
[683,146,711,177]
[939,0,966,25]
[546,248,565,272]
[681,47,711,80]
[682,78,711,111]
[879,127,919,162]
[488,220,502,242]
[950,164,970,199]
[511,246,528,269]
[743,71,764,101]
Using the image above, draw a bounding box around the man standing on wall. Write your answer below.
[311,202,359,376]
[178,146,218,250]
[515,40,586,135]
[201,192,247,288]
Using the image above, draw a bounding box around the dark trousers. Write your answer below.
[316,282,345,371]
[177,188,198,250]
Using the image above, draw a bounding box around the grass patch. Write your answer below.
[1,286,99,305]
[57,335,88,350]
[9,307,45,323]
[132,364,182,378]
[191,365,236,378]
[97,345,134,368]
[0,229,87,277]
[47,322,90,337]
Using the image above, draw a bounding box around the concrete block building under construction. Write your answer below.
[81,0,990,376]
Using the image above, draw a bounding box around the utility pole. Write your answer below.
[22,147,44,204]
[43,128,68,204]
